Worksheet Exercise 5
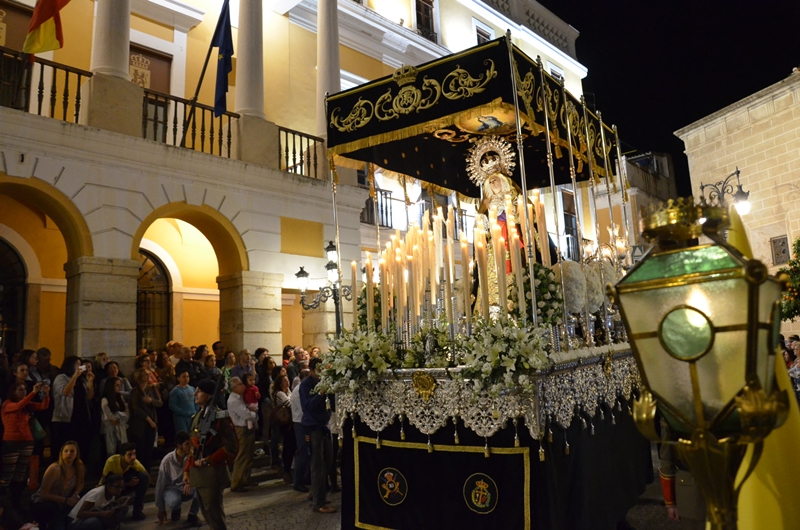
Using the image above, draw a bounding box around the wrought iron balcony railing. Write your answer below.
[0,45,92,123]
[278,126,324,179]
[142,88,239,158]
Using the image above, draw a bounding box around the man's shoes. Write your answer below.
[186,514,203,528]
[231,486,250,493]
[131,511,146,521]
[171,509,181,522]
[313,506,336,514]
[294,486,310,493]
[282,472,293,484]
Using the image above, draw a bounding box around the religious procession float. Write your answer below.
[321,35,652,530]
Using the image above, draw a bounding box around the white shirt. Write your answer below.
[69,485,117,520]
[226,391,257,428]
[290,383,304,423]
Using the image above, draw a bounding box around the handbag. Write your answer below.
[273,404,292,425]
[30,415,46,441]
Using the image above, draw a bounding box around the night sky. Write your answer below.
[540,0,800,195]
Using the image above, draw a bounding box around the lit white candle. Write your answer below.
[351,261,359,331]
[497,236,507,315]
[476,222,490,320]
[511,232,526,319]
[461,234,471,325]
[366,254,374,330]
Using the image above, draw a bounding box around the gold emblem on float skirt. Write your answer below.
[378,468,407,506]
[411,371,437,402]
[463,473,498,514]
[129,53,151,89]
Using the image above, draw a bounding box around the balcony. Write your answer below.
[0,46,325,181]
[1,45,92,123]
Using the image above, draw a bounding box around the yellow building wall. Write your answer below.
[0,196,68,279]
[53,0,92,70]
[369,0,412,29]
[39,291,66,365]
[142,218,219,289]
[131,14,174,43]
[281,293,304,349]
[182,299,219,347]
[439,0,502,52]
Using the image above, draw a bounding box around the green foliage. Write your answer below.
[356,285,382,331]
[779,237,800,322]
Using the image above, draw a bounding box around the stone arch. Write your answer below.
[0,174,94,261]
[131,203,249,276]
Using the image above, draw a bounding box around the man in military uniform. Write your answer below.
[184,378,238,530]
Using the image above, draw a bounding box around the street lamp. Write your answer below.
[699,167,751,215]
[295,241,353,337]
[608,199,788,530]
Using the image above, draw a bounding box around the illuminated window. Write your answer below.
[474,19,494,45]
[415,0,436,42]
[137,250,171,351]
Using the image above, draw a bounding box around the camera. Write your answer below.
[42,378,51,386]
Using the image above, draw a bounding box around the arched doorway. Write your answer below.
[137,250,171,351]
[0,239,26,360]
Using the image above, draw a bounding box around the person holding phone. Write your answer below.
[1,381,50,506]
[52,357,94,461]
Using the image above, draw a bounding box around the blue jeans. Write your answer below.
[121,469,149,513]
[293,422,310,489]
[164,488,200,516]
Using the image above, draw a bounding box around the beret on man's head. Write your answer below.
[197,378,217,395]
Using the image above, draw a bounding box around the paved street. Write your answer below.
[119,446,680,530]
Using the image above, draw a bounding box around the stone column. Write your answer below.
[80,0,143,136]
[301,300,338,354]
[91,0,131,80]
[64,257,139,358]
[316,0,341,138]
[218,271,283,356]
[232,0,278,166]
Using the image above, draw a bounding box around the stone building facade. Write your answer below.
[675,69,800,334]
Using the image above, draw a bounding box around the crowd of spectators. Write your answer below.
[0,340,338,529]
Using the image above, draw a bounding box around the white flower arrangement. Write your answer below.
[404,316,456,369]
[508,262,563,326]
[553,260,587,314]
[583,264,604,313]
[316,328,400,394]
[458,315,550,396]
[588,260,617,305]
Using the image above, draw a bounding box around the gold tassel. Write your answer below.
[513,418,519,447]
[338,434,343,448]
[328,156,340,185]
[564,439,570,455]
[539,443,545,462]
[453,416,459,445]
[376,434,381,449]
[484,438,490,458]
[427,436,433,453]
[548,428,553,443]
[611,412,616,425]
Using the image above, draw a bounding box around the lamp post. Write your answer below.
[295,241,353,337]
[699,167,751,215]
[608,199,788,530]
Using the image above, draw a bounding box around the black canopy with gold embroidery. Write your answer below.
[326,37,619,198]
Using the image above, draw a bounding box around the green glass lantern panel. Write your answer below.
[637,337,697,424]
[696,330,747,425]
[660,307,713,360]
[623,246,739,284]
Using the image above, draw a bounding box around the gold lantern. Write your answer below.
[608,198,789,530]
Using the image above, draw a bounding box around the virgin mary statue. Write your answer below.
[467,136,556,313]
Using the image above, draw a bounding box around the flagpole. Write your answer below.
[180,0,230,148]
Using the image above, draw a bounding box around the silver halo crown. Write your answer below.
[466,135,516,187]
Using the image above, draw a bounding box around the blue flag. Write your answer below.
[211,0,234,117]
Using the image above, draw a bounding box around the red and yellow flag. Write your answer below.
[22,0,72,54]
